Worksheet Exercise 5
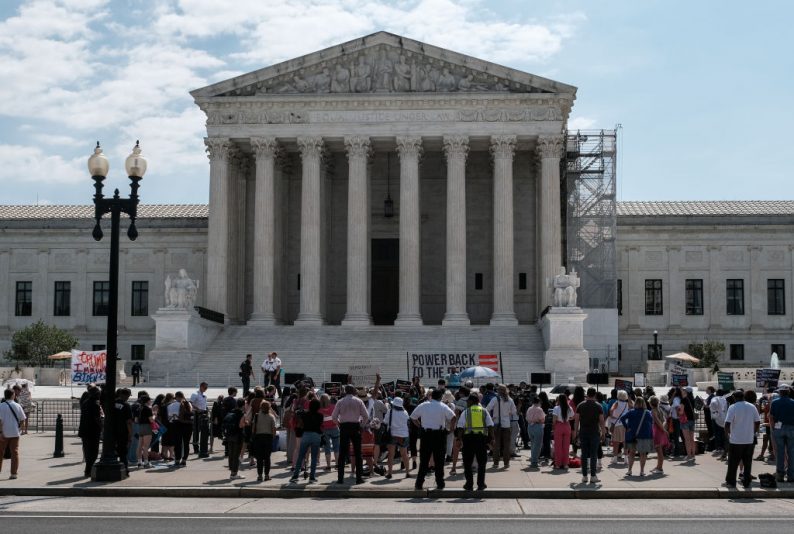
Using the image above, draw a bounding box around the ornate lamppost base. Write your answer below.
[91,460,128,482]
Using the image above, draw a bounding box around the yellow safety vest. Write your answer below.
[465,405,487,435]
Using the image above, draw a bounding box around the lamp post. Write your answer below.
[653,330,659,360]
[88,141,146,482]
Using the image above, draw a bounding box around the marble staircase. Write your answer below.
[158,324,547,388]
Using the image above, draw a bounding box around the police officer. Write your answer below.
[456,393,495,491]
[410,388,455,490]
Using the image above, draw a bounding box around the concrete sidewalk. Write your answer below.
[1,433,792,499]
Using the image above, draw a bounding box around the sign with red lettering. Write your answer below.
[478,354,499,372]
[71,349,107,384]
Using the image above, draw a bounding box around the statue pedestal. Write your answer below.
[541,307,589,383]
[148,308,222,376]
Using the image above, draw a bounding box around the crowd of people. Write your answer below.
[1,362,793,489]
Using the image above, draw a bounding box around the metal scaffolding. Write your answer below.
[563,129,618,309]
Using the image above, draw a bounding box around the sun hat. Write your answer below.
[392,397,404,408]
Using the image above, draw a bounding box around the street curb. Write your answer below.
[2,486,793,499]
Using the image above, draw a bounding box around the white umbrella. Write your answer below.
[460,366,500,379]
[664,352,700,364]
[2,378,35,391]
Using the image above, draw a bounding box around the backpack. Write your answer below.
[130,401,142,420]
[223,411,241,438]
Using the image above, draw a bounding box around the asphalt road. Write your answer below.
[2,497,793,533]
[0,516,791,534]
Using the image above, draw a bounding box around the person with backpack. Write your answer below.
[0,388,27,479]
[171,391,193,468]
[223,398,246,479]
[250,400,277,481]
[290,398,323,483]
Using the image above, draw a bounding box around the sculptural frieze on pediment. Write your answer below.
[218,45,550,97]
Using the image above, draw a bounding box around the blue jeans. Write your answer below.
[292,431,321,479]
[773,425,794,479]
[527,423,543,465]
[322,427,340,455]
[580,432,600,477]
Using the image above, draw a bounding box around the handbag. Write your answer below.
[1,400,21,461]
[376,409,393,446]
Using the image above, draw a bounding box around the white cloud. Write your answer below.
[568,116,597,131]
[31,133,84,147]
[0,144,85,184]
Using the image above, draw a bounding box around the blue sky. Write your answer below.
[0,0,791,205]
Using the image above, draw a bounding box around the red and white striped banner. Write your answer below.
[478,353,499,372]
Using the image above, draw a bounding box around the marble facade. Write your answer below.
[193,32,575,327]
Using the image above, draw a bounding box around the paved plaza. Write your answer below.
[2,432,792,498]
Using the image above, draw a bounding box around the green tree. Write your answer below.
[688,340,726,374]
[8,320,78,367]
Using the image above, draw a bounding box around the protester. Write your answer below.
[0,388,27,479]
[332,384,369,485]
[262,352,282,388]
[250,400,277,481]
[411,388,455,490]
[223,398,246,479]
[319,394,339,471]
[240,354,254,396]
[620,396,653,477]
[190,382,209,458]
[679,387,697,462]
[17,384,32,435]
[649,395,668,474]
[709,389,728,456]
[525,396,546,468]
[78,385,102,478]
[136,394,154,468]
[608,390,631,464]
[112,388,133,476]
[724,390,760,488]
[210,394,224,454]
[457,393,494,491]
[383,396,411,479]
[552,393,573,469]
[172,391,193,467]
[486,384,517,469]
[769,383,794,483]
[574,387,604,483]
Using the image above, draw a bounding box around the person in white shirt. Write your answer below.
[382,396,411,479]
[724,390,760,488]
[486,384,517,468]
[0,388,27,479]
[709,389,729,454]
[189,382,209,457]
[261,352,282,388]
[410,389,455,490]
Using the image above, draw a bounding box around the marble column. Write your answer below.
[442,135,470,326]
[249,137,279,325]
[342,136,372,325]
[204,137,233,317]
[536,135,564,312]
[490,135,518,325]
[295,136,325,325]
[395,136,424,326]
[232,150,248,324]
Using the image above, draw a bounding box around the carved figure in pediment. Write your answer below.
[352,55,372,92]
[393,54,411,92]
[374,49,393,91]
[458,73,489,91]
[313,68,331,93]
[437,68,457,92]
[331,63,350,93]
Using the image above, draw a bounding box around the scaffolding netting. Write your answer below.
[564,129,618,309]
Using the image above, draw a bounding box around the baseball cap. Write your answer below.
[777,383,791,392]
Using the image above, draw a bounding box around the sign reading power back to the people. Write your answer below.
[409,353,500,379]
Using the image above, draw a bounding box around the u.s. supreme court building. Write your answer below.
[1,33,792,385]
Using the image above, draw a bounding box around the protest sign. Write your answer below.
[382,381,396,397]
[717,372,735,391]
[671,373,689,387]
[395,379,412,394]
[71,349,107,384]
[633,373,646,388]
[756,368,781,389]
[322,382,342,397]
[614,379,633,392]
[348,364,378,387]
[408,352,500,380]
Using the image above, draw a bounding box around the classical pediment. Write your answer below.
[191,31,576,99]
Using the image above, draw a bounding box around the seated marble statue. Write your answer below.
[551,266,580,307]
[164,269,199,309]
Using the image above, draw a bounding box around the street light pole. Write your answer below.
[88,141,146,482]
[653,330,659,360]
